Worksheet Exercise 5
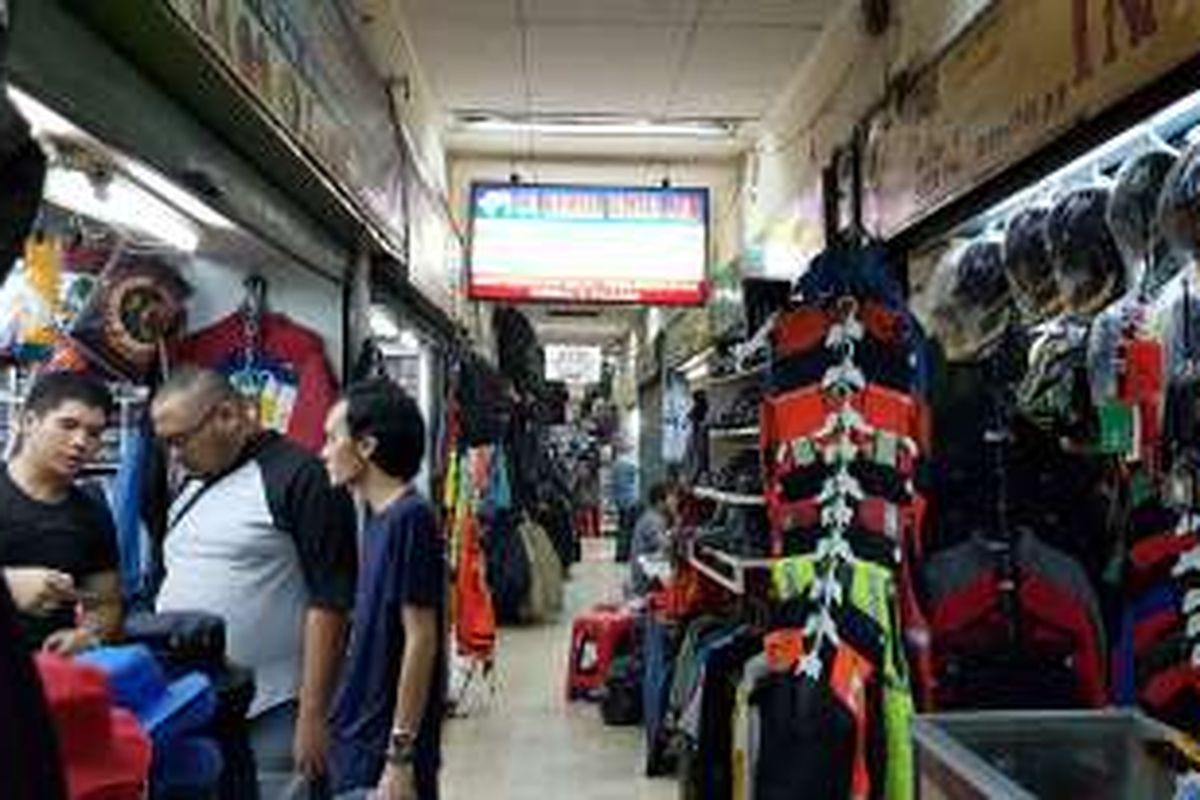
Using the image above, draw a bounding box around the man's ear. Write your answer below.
[356,434,379,465]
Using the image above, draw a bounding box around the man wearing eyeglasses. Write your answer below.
[151,365,357,795]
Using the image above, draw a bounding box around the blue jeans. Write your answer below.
[249,701,332,799]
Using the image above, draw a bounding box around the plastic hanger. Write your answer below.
[1172,547,1200,577]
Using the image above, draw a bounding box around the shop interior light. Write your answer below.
[10,86,235,246]
[122,160,237,231]
[458,115,734,139]
[368,305,401,340]
[6,87,80,139]
[683,361,711,382]
[43,169,201,253]
[397,329,421,351]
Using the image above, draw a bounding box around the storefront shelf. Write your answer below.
[704,364,766,388]
[687,541,776,595]
[708,426,760,441]
[692,486,766,506]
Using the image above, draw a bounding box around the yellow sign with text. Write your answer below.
[864,0,1200,239]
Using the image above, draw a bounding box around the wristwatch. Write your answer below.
[386,728,417,767]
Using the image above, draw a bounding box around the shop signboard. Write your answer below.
[161,0,406,253]
[545,344,603,385]
[863,0,1200,239]
[468,183,710,306]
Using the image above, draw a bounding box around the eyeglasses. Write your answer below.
[159,402,219,450]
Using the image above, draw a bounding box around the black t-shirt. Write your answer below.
[0,466,119,649]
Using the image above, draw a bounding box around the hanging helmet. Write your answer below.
[1159,140,1200,264]
[1108,148,1181,293]
[931,238,1011,361]
[1048,187,1124,314]
[1004,206,1061,321]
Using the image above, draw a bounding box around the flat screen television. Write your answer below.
[468,182,709,305]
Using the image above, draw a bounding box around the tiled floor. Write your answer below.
[442,539,675,800]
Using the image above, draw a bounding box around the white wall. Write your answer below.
[179,254,345,376]
[744,0,995,247]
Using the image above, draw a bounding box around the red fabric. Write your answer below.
[772,301,909,359]
[454,511,496,659]
[769,496,918,542]
[928,572,1107,707]
[1021,575,1107,706]
[761,385,931,458]
[1139,663,1200,715]
[1134,609,1180,657]
[829,643,876,800]
[36,655,151,800]
[1130,532,1198,578]
[768,427,919,481]
[174,311,338,453]
[566,604,635,699]
[1118,338,1164,470]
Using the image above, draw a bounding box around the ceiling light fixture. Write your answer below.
[43,169,202,253]
[6,86,80,139]
[368,305,401,340]
[121,160,237,231]
[458,115,735,139]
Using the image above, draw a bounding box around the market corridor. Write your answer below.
[441,540,673,800]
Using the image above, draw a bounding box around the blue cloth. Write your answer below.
[329,493,446,795]
[794,246,906,311]
[490,446,512,513]
[1113,584,1178,705]
[642,615,675,776]
[78,644,215,746]
[111,423,149,601]
[612,458,639,511]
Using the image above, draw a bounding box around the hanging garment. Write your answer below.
[922,534,1108,709]
[518,519,564,623]
[110,422,151,604]
[454,508,497,660]
[174,311,337,453]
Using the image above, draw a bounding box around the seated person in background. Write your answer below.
[0,371,122,654]
[629,482,678,596]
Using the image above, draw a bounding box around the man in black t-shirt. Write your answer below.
[0,372,122,653]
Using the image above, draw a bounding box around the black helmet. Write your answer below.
[934,239,1012,360]
[1048,187,1124,314]
[1109,148,1180,293]
[1159,140,1200,264]
[1004,206,1061,321]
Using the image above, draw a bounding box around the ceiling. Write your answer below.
[371,0,845,349]
[398,0,840,158]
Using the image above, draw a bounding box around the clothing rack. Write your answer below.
[980,327,1022,645]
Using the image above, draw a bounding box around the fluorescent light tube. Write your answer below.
[6,87,80,139]
[43,169,201,253]
[368,305,401,339]
[122,160,237,230]
[460,117,733,139]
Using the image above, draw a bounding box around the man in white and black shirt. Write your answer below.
[151,366,357,795]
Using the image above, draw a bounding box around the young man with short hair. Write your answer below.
[150,366,357,793]
[321,378,446,800]
[0,371,122,654]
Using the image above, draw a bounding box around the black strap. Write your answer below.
[167,434,272,532]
